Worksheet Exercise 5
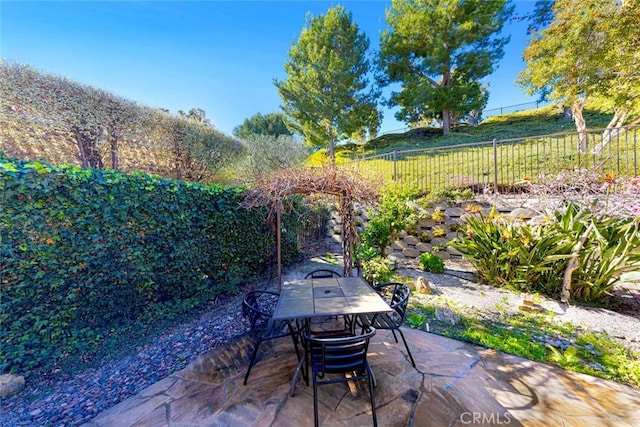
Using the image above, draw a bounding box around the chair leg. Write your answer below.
[367,365,378,427]
[289,351,306,397]
[287,321,301,361]
[313,377,319,427]
[397,328,416,368]
[243,339,263,385]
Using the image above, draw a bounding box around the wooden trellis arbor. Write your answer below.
[243,165,380,290]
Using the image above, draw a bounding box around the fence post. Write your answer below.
[393,150,397,182]
[493,139,499,193]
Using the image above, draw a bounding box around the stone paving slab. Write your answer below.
[83,328,640,427]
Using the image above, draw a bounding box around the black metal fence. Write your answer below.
[340,126,639,194]
[481,100,550,120]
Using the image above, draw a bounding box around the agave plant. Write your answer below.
[451,203,640,303]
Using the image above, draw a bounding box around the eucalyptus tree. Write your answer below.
[517,0,639,152]
[274,5,380,164]
[590,0,640,151]
[378,0,512,134]
[233,112,293,139]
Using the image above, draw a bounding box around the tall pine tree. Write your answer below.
[274,6,380,164]
[379,0,512,134]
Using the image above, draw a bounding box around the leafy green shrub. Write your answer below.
[419,252,445,273]
[451,204,640,302]
[361,257,394,285]
[360,183,419,255]
[0,156,299,374]
[418,188,474,207]
[359,246,394,285]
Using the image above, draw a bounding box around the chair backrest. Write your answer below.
[305,269,342,279]
[304,326,376,378]
[242,290,280,337]
[374,282,411,324]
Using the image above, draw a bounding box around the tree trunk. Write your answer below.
[572,98,588,152]
[592,109,629,154]
[328,139,336,166]
[442,110,452,134]
[110,133,119,170]
[441,65,452,135]
[561,223,595,304]
[76,135,89,168]
[340,196,355,277]
[173,140,182,180]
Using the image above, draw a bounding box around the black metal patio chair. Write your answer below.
[302,325,378,427]
[304,269,342,279]
[242,290,299,385]
[358,282,416,368]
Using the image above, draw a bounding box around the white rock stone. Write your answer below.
[0,374,25,398]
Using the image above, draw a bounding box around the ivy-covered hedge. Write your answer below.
[0,157,299,374]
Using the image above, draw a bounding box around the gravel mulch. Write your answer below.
[0,281,269,427]
[400,259,640,353]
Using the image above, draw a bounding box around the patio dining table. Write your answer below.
[272,276,393,395]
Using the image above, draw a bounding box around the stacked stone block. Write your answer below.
[327,201,540,265]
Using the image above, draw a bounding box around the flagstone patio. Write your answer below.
[82,326,640,426]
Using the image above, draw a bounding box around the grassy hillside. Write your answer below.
[365,105,613,153]
[305,105,640,197]
[307,105,614,165]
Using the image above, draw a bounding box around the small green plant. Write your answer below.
[419,252,445,273]
[406,313,427,329]
[431,208,446,222]
[548,345,581,364]
[432,226,447,237]
[419,231,432,243]
[357,245,380,261]
[405,222,418,235]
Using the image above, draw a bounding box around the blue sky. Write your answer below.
[1,0,538,136]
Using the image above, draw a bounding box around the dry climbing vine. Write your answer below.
[242,164,380,276]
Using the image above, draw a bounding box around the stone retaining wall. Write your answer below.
[328,200,541,265]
